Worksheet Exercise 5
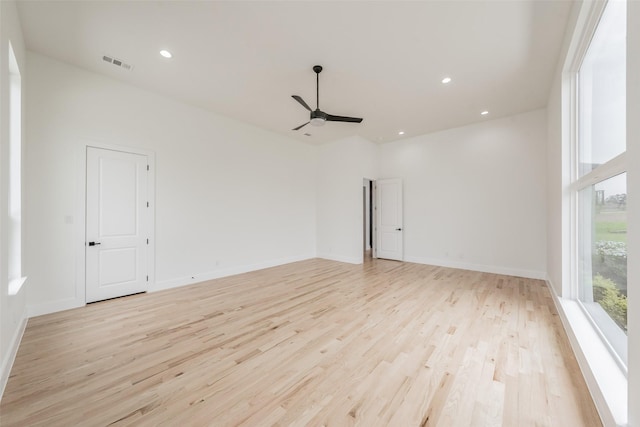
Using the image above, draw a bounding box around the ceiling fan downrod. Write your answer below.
[314,65,322,110]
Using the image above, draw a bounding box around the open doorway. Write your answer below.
[363,178,374,261]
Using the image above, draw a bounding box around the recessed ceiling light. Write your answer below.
[441,77,452,84]
[398,131,405,135]
[481,111,489,115]
[159,50,173,59]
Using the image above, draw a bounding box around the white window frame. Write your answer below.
[568,0,628,371]
[559,1,630,425]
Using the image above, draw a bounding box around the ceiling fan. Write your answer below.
[291,65,363,131]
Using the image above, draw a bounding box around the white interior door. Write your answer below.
[86,147,149,303]
[376,178,403,261]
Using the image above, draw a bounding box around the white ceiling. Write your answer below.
[16,0,574,145]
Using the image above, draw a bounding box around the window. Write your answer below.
[7,41,25,296]
[577,0,626,177]
[575,0,627,365]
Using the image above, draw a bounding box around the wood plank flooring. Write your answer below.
[0,258,601,426]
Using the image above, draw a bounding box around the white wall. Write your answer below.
[626,1,640,423]
[546,70,566,296]
[0,0,28,397]
[316,136,377,264]
[378,110,547,279]
[25,52,317,314]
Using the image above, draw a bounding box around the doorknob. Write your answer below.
[396,228,402,231]
[88,241,101,246]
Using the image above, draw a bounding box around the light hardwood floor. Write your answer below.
[0,258,600,426]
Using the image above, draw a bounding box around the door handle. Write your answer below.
[396,228,402,231]
[88,241,101,246]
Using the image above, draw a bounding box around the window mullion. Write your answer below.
[574,152,627,191]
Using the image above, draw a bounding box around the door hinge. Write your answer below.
[147,165,150,171]
[146,238,149,244]
[146,275,149,282]
[146,201,149,207]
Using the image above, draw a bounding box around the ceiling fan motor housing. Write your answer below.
[310,109,327,126]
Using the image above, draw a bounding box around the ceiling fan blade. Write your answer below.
[292,95,312,112]
[292,121,310,131]
[326,114,363,123]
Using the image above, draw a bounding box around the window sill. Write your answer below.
[581,301,627,367]
[8,276,27,296]
[557,298,627,426]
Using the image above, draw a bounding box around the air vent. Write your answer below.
[102,55,133,71]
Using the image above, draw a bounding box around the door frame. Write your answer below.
[75,141,156,304]
[363,178,377,260]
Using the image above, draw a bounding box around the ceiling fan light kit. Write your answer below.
[291,65,363,131]
[310,117,326,126]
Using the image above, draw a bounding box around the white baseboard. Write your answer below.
[153,254,316,292]
[316,253,362,265]
[545,279,625,427]
[404,255,546,280]
[0,308,28,403]
[27,297,85,318]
